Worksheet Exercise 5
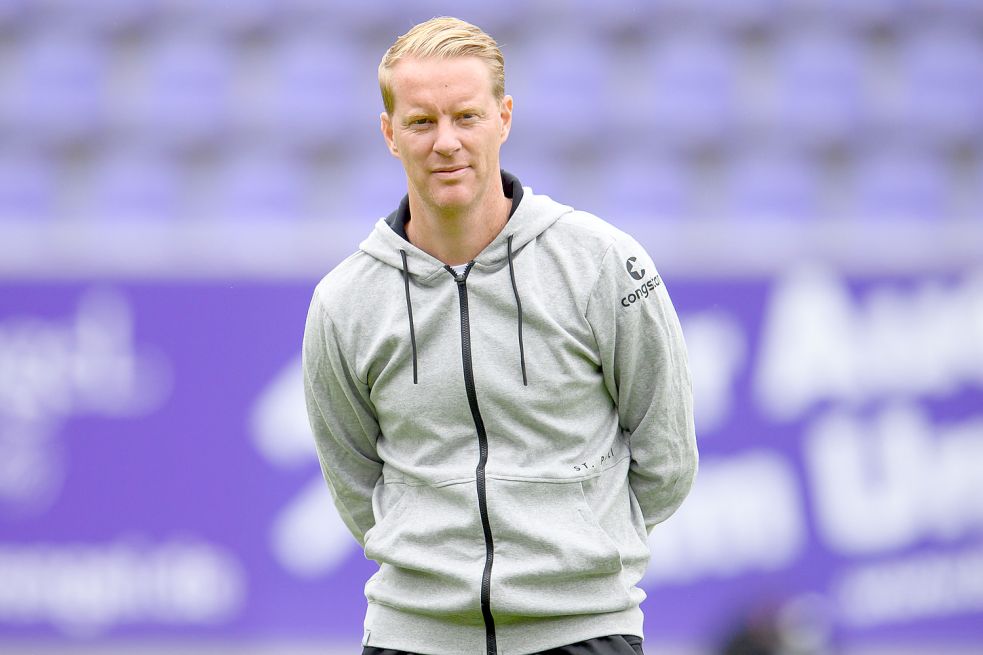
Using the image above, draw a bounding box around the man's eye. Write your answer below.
[409,118,430,126]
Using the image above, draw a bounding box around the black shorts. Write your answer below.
[362,633,644,655]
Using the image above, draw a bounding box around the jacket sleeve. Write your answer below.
[302,289,383,546]
[585,235,698,533]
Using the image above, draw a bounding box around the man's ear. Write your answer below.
[381,111,399,156]
[499,95,513,144]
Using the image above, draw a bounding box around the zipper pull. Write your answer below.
[445,262,473,284]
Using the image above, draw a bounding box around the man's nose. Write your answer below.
[433,120,461,156]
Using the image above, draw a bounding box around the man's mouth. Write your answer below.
[433,166,469,178]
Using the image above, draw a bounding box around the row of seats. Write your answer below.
[4,0,983,35]
[1,144,975,222]
[510,27,983,151]
[1,3,978,225]
[3,28,981,151]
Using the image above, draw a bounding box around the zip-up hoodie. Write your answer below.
[303,171,698,655]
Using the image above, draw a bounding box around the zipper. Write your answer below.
[449,263,497,655]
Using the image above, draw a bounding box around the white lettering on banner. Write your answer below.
[680,311,747,435]
[250,356,359,578]
[269,477,358,577]
[0,289,171,513]
[755,266,983,421]
[644,450,805,585]
[805,405,983,555]
[0,288,170,422]
[0,540,245,636]
[835,546,983,627]
[250,355,317,468]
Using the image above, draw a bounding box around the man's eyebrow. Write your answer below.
[401,111,431,123]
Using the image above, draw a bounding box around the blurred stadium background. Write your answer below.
[1,1,981,654]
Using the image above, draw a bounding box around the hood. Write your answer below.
[358,170,572,282]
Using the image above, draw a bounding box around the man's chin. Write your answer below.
[427,187,475,214]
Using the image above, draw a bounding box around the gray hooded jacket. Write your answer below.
[303,171,698,655]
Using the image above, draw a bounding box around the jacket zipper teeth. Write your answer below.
[454,272,497,655]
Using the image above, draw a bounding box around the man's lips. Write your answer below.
[433,166,469,177]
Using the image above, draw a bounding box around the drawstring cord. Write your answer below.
[507,235,528,386]
[399,238,527,387]
[399,249,418,384]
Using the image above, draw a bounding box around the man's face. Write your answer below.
[381,56,512,216]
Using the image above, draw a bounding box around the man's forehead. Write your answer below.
[390,56,495,111]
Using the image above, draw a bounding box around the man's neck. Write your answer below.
[405,188,511,266]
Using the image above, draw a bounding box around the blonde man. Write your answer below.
[303,16,697,655]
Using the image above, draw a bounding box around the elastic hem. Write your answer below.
[364,602,644,655]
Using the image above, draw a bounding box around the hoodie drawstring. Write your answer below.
[507,235,528,386]
[399,249,418,384]
[399,240,527,387]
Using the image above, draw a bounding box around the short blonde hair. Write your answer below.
[378,16,505,115]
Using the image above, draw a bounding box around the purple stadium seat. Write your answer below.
[0,0,31,31]
[344,151,407,221]
[521,0,657,34]
[5,31,107,147]
[650,0,778,32]
[636,32,738,152]
[279,0,395,32]
[974,151,983,218]
[506,32,614,153]
[0,148,56,220]
[388,0,524,36]
[909,0,983,24]
[159,0,279,35]
[209,149,311,221]
[87,149,185,221]
[771,30,865,149]
[124,34,234,150]
[782,0,907,30]
[35,0,158,33]
[853,147,948,220]
[257,35,367,151]
[724,146,822,220]
[603,149,694,220]
[898,29,983,146]
[504,147,580,206]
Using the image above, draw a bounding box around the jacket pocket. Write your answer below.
[363,481,486,621]
[363,483,411,546]
[486,477,633,619]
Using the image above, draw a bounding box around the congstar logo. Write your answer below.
[621,275,662,308]
[625,257,645,281]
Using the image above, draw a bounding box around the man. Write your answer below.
[303,16,697,655]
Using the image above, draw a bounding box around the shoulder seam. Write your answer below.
[554,210,627,240]
[310,287,371,388]
[583,239,619,320]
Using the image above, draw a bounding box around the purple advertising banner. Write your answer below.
[1,268,981,652]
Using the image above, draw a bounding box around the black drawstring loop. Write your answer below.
[399,249,418,384]
[400,240,526,387]
[507,235,528,386]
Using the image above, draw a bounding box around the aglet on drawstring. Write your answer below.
[507,235,528,386]
[399,249,418,384]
